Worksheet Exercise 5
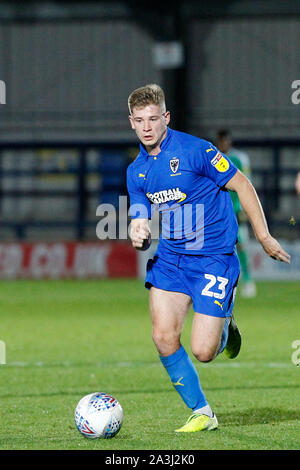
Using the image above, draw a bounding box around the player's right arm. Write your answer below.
[126,164,152,250]
[130,218,151,250]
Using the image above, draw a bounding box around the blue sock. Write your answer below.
[218,316,230,355]
[159,345,207,411]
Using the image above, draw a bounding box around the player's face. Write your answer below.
[129,104,170,155]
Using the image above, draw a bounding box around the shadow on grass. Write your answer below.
[219,407,300,427]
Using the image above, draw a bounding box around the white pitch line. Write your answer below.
[1,360,296,369]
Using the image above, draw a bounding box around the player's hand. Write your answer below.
[259,234,291,264]
[130,219,151,250]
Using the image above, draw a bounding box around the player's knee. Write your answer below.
[192,345,216,363]
[152,329,180,356]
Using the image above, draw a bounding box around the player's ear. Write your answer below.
[165,111,170,126]
[128,115,135,130]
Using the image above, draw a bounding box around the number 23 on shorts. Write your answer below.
[201,274,229,299]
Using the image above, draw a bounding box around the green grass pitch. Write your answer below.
[0,279,299,450]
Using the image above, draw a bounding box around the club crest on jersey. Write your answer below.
[211,152,229,172]
[170,158,180,173]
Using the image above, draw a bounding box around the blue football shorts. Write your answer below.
[145,246,240,318]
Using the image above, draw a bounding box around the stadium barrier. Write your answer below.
[0,238,298,281]
[0,241,137,279]
[246,239,300,281]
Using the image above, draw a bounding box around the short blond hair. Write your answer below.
[128,84,166,115]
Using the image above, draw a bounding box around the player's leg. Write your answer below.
[149,287,212,418]
[224,313,242,359]
[175,314,231,433]
[184,251,241,361]
[191,309,240,363]
[175,252,240,432]
[190,313,226,363]
[150,286,191,356]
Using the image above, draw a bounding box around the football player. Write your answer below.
[126,84,290,432]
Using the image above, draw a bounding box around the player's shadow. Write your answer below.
[218,407,300,427]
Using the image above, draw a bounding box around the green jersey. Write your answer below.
[227,148,251,215]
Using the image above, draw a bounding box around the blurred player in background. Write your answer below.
[126,84,290,433]
[216,129,257,298]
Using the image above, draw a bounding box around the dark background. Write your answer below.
[0,0,299,241]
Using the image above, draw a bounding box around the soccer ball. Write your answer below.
[74,392,123,439]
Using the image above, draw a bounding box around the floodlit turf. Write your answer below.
[0,279,299,450]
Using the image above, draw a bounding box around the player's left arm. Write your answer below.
[225,170,291,264]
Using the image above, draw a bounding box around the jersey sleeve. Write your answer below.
[196,141,238,187]
[126,165,152,219]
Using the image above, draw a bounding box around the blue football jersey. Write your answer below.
[126,127,238,255]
